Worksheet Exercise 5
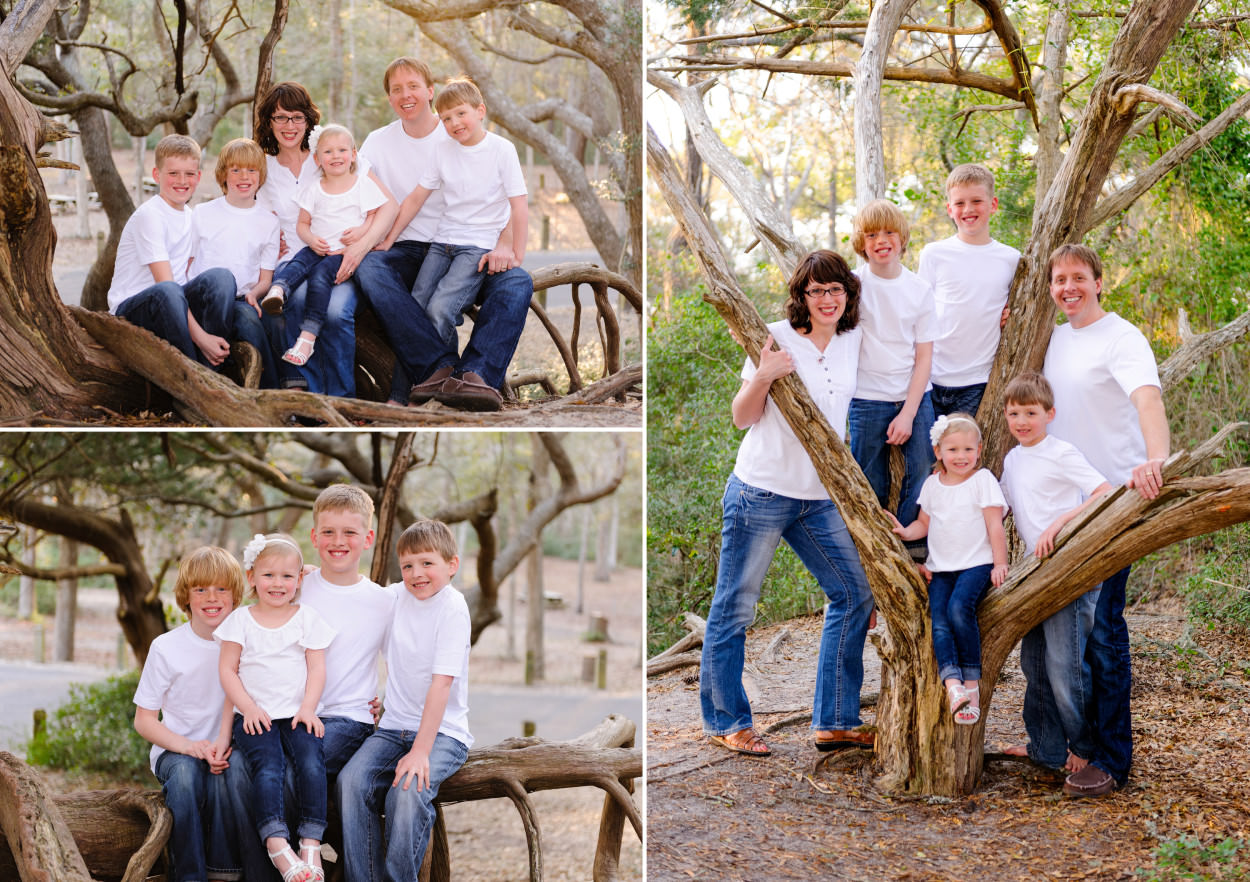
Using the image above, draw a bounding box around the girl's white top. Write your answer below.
[214,604,336,719]
[733,318,862,500]
[916,468,1007,572]
[1043,312,1160,485]
[258,152,319,254]
[133,622,227,774]
[296,175,388,252]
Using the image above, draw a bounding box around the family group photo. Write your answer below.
[647,0,1250,879]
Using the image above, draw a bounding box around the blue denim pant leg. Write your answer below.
[1084,566,1133,784]
[299,254,346,338]
[320,716,374,781]
[283,275,359,397]
[355,242,457,389]
[223,747,282,882]
[270,246,323,296]
[1020,586,1098,767]
[232,715,296,842]
[700,475,788,735]
[116,282,197,360]
[848,393,936,524]
[232,299,283,389]
[458,266,533,390]
[411,243,489,349]
[155,751,240,881]
[782,497,875,732]
[930,383,987,419]
[928,564,992,683]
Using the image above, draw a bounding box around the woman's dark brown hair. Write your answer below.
[786,249,860,335]
[255,82,321,156]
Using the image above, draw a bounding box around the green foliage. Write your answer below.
[26,671,151,782]
[0,576,56,617]
[1178,524,1250,629]
[1137,835,1248,881]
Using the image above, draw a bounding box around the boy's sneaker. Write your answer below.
[261,285,286,315]
[1063,763,1116,797]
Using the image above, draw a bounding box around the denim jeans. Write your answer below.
[1081,566,1133,785]
[848,392,936,526]
[356,241,532,393]
[927,564,992,683]
[930,382,987,419]
[411,242,490,348]
[276,256,359,398]
[1020,586,1100,768]
[231,715,327,843]
[232,299,285,389]
[337,728,469,882]
[116,267,237,366]
[154,750,242,882]
[700,474,874,735]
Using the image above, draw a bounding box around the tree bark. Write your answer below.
[526,433,551,682]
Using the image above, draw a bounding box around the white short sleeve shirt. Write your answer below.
[359,119,451,244]
[189,197,281,296]
[296,175,389,252]
[133,622,227,774]
[418,131,527,250]
[107,196,195,312]
[999,434,1107,552]
[853,266,938,401]
[214,604,336,720]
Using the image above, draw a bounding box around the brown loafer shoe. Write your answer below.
[436,371,503,412]
[409,366,455,405]
[813,728,875,752]
[1063,763,1116,797]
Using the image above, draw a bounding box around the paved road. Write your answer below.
[0,660,112,752]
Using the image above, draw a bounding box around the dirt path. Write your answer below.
[646,604,1250,880]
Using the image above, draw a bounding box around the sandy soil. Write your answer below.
[0,555,643,881]
[646,603,1250,880]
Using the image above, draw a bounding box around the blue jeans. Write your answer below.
[1020,587,1100,768]
[928,564,992,683]
[337,729,469,882]
[412,242,490,348]
[154,750,242,882]
[356,241,532,393]
[700,474,874,735]
[931,382,987,419]
[115,268,237,367]
[232,299,285,389]
[278,258,358,398]
[231,715,326,843]
[1081,566,1133,785]
[848,393,936,526]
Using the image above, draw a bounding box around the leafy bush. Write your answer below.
[1179,523,1250,628]
[26,671,151,782]
[1138,835,1248,881]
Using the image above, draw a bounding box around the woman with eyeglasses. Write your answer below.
[700,249,876,758]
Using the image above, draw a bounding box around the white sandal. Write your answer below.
[301,841,325,882]
[954,684,980,725]
[267,843,312,882]
[283,336,316,366]
[261,285,286,315]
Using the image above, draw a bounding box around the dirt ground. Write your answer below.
[647,601,1250,881]
[0,555,643,881]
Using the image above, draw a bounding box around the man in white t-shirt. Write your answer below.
[355,56,533,412]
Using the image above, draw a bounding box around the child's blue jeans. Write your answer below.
[337,728,469,882]
[270,246,344,339]
[927,564,992,683]
[154,750,242,881]
[231,714,327,844]
[115,268,237,366]
[410,242,491,348]
[848,392,936,526]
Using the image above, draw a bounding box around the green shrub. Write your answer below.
[1138,835,1248,881]
[1178,523,1250,629]
[27,670,151,782]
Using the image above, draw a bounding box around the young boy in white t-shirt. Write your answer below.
[337,518,473,881]
[997,372,1111,776]
[133,546,246,882]
[383,77,528,359]
[107,135,249,374]
[917,163,1021,418]
[848,199,938,529]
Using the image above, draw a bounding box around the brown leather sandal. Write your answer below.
[709,728,772,757]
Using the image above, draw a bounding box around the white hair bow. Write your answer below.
[307,125,325,154]
[929,415,951,447]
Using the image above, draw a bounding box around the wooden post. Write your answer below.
[581,655,597,683]
[596,649,607,691]
[33,623,44,663]
[522,720,536,737]
[590,612,610,642]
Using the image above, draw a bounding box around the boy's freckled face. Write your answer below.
[154,156,201,208]
[946,183,997,240]
[862,228,902,271]
[187,584,234,630]
[440,102,487,146]
[311,509,375,578]
[1005,401,1054,447]
[225,166,260,202]
[399,549,459,601]
[388,70,435,122]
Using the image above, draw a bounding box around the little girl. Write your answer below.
[215,534,336,882]
[890,413,1008,724]
[260,124,388,367]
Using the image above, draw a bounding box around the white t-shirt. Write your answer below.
[853,266,938,401]
[359,119,450,244]
[917,236,1020,386]
[299,570,395,724]
[107,195,195,313]
[257,153,319,256]
[1000,434,1107,552]
[380,582,473,748]
[419,131,527,250]
[917,468,1007,572]
[1043,312,1161,485]
[133,622,228,774]
[189,197,281,296]
[296,174,389,252]
[732,318,862,500]
[214,604,336,720]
